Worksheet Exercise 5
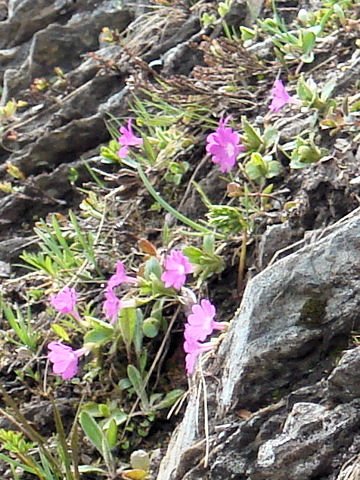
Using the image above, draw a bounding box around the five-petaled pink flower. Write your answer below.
[104,287,122,325]
[50,287,82,322]
[50,287,77,313]
[107,260,137,289]
[161,250,193,290]
[206,117,245,173]
[47,341,87,380]
[118,119,143,158]
[269,79,294,112]
[187,299,226,341]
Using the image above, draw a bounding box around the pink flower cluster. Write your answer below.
[103,260,137,324]
[161,250,193,290]
[48,287,87,379]
[184,299,226,375]
[47,261,137,380]
[118,119,143,158]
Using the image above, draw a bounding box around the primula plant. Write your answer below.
[1,0,358,475]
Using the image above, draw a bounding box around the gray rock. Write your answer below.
[0,260,11,277]
[326,346,360,403]
[158,209,360,479]
[0,0,76,49]
[217,209,360,413]
[255,401,360,480]
[28,7,133,78]
[258,222,294,268]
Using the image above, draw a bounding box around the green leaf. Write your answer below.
[102,435,115,475]
[240,26,256,42]
[0,452,37,475]
[301,30,316,54]
[84,326,113,346]
[127,365,149,410]
[182,246,203,264]
[300,51,314,63]
[320,80,336,103]
[242,117,263,151]
[142,317,160,338]
[142,136,156,165]
[119,307,136,346]
[267,160,282,178]
[203,235,215,256]
[263,127,278,148]
[133,309,144,355]
[78,465,108,474]
[51,323,70,342]
[262,184,274,195]
[79,412,104,456]
[245,152,267,182]
[143,256,162,281]
[152,389,184,410]
[118,378,131,390]
[296,74,315,102]
[105,419,117,449]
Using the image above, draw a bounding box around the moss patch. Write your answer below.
[298,296,328,328]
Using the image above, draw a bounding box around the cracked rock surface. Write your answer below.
[158,210,360,479]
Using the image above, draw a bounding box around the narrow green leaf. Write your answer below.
[142,136,156,165]
[242,117,263,151]
[119,307,136,347]
[320,80,336,103]
[51,397,73,480]
[127,365,149,410]
[106,419,117,448]
[101,436,115,475]
[203,235,215,255]
[153,389,184,410]
[51,324,70,342]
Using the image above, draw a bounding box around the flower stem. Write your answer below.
[137,165,225,239]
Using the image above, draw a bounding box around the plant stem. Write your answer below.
[137,165,225,239]
[237,228,248,292]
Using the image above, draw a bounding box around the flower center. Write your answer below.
[177,264,185,275]
[225,142,235,157]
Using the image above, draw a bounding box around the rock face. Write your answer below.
[158,209,360,479]
[0,0,262,237]
[0,0,137,237]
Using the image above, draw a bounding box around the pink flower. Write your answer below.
[50,287,77,314]
[269,79,294,112]
[187,299,225,341]
[107,260,137,289]
[161,250,193,290]
[118,119,143,158]
[104,287,122,324]
[47,341,87,380]
[206,117,245,173]
[50,287,82,323]
[183,328,213,375]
